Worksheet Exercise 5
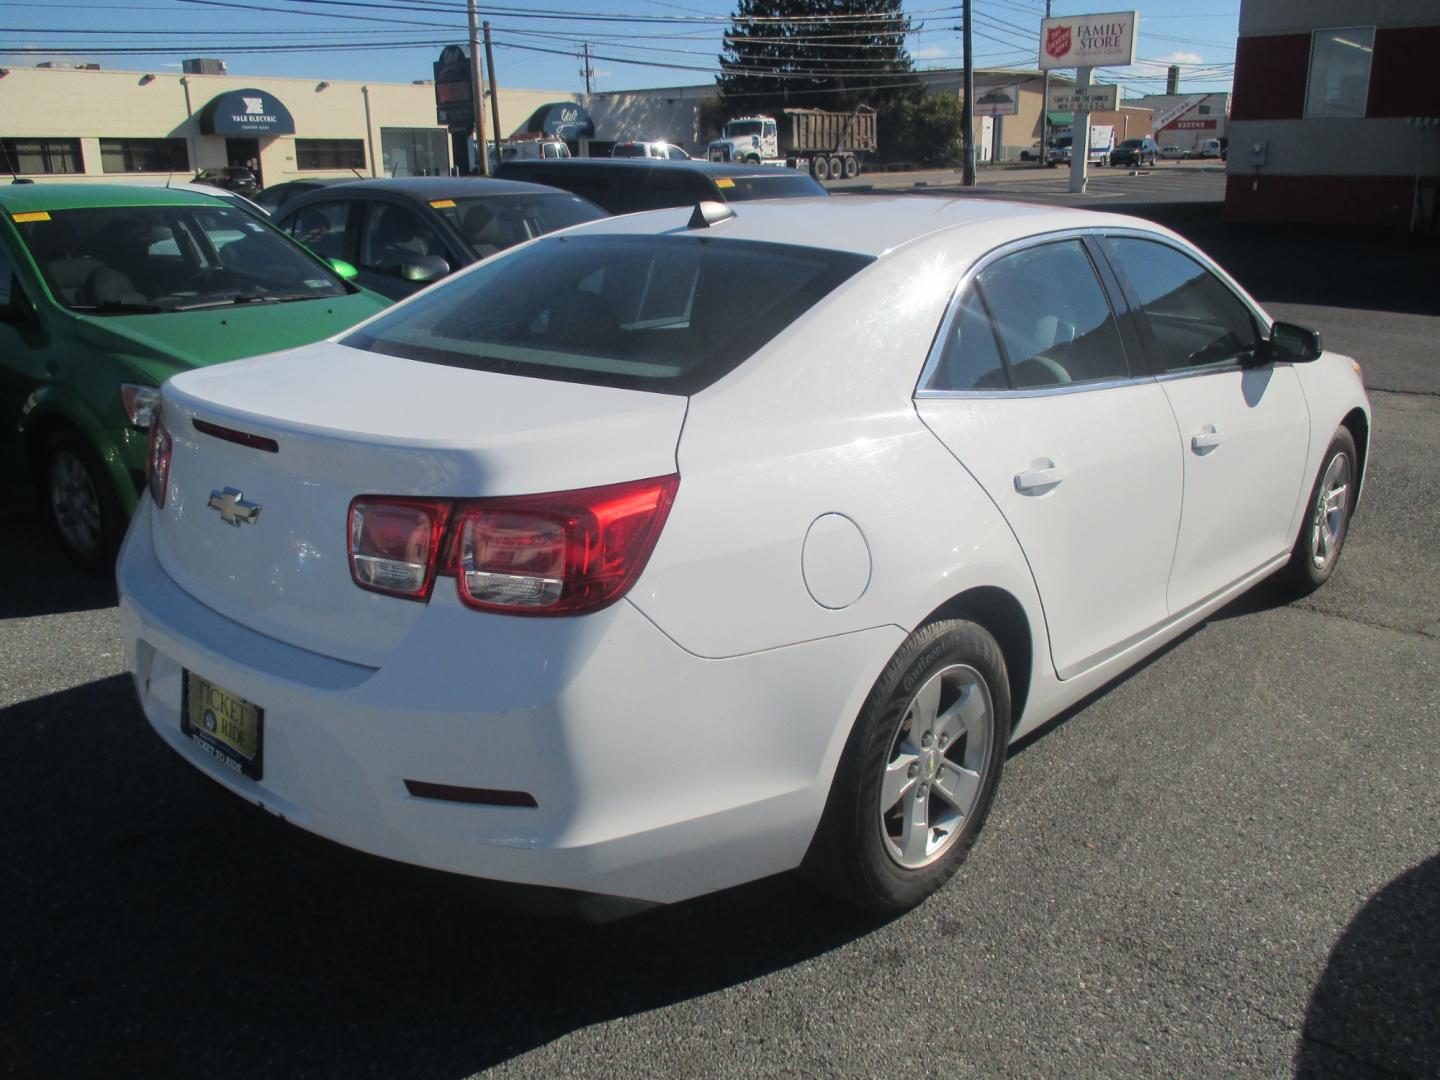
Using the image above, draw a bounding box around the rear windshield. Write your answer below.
[611,144,648,158]
[720,173,826,201]
[17,203,346,314]
[342,234,871,395]
[1119,139,1143,148]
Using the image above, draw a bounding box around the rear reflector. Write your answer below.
[404,780,538,808]
[348,498,452,601]
[146,415,172,509]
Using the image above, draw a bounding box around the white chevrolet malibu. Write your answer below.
[119,197,1369,916]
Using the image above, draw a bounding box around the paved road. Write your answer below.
[828,161,1229,206]
[1,204,1436,1079]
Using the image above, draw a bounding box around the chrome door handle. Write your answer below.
[1014,464,1068,492]
[1191,427,1222,453]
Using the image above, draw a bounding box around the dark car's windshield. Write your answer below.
[427,192,606,257]
[18,204,347,314]
[611,144,648,158]
[720,173,827,201]
[342,234,871,394]
[1119,139,1144,148]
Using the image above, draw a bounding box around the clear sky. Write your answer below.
[1,0,1238,99]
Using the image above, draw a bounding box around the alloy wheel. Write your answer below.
[1310,452,1351,570]
[50,450,102,559]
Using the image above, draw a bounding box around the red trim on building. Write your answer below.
[1223,174,1431,228]
[1367,26,1440,118]
[1231,34,1310,121]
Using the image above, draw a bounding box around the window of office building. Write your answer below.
[380,128,449,177]
[99,137,189,173]
[1305,26,1375,118]
[296,138,367,170]
[0,137,85,175]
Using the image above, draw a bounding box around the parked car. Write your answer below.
[254,177,365,215]
[0,184,389,569]
[1158,144,1188,160]
[118,196,1369,917]
[116,179,271,218]
[1019,141,1045,162]
[1110,137,1160,168]
[493,158,825,215]
[612,141,692,161]
[272,177,605,300]
[192,166,260,199]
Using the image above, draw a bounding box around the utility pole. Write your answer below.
[467,0,490,175]
[961,0,975,185]
[580,43,594,95]
[1040,0,1052,167]
[483,21,502,150]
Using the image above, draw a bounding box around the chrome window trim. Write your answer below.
[914,227,1150,399]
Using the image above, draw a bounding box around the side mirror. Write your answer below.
[401,255,451,283]
[328,258,359,280]
[1265,320,1323,363]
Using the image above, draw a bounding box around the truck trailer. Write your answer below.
[707,106,877,179]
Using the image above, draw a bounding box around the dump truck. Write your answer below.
[707,106,878,180]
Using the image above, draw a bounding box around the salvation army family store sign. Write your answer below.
[1038,11,1138,70]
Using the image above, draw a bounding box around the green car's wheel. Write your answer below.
[44,430,125,573]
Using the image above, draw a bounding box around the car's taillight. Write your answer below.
[449,475,678,615]
[348,498,451,601]
[146,415,172,508]
[346,476,678,616]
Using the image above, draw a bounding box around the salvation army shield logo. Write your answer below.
[1046,25,1072,60]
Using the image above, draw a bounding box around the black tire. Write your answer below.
[1274,427,1358,598]
[843,155,860,179]
[812,155,830,181]
[42,428,126,574]
[803,619,1010,913]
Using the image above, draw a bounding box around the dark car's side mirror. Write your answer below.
[401,255,451,283]
[1263,320,1323,363]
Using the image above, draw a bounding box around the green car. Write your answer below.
[0,184,390,570]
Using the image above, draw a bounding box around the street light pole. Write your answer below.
[961,0,975,185]
[1040,0,1051,167]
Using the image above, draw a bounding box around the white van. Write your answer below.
[1195,138,1223,159]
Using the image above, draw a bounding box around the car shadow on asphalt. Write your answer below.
[1293,851,1440,1077]
[0,673,892,1079]
[0,505,117,619]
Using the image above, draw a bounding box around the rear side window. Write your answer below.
[342,234,871,395]
[927,239,1128,391]
[283,200,350,260]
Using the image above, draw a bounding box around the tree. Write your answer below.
[717,0,913,116]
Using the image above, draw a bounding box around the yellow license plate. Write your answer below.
[183,672,264,779]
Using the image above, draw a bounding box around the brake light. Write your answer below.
[348,498,451,601]
[146,415,172,508]
[345,476,679,616]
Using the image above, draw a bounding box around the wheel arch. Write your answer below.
[21,391,136,511]
[1341,406,1369,508]
[918,585,1034,731]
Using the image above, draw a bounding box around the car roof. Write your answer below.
[498,158,804,180]
[556,194,1158,259]
[282,176,569,199]
[0,183,226,213]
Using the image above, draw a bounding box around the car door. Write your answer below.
[353,200,455,300]
[914,235,1183,679]
[1097,234,1311,613]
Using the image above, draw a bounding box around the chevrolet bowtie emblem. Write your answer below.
[207,487,261,527]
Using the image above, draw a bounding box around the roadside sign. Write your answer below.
[434,44,475,132]
[974,84,1021,118]
[1047,84,1120,113]
[1038,11,1138,70]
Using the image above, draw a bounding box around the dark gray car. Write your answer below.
[493,159,825,215]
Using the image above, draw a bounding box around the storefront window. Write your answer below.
[380,128,449,177]
[99,138,189,173]
[1,137,85,175]
[296,139,367,171]
[1305,26,1374,118]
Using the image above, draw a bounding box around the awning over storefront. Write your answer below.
[198,89,296,136]
[522,102,595,140]
[1046,111,1074,126]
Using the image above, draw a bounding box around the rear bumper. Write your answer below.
[118,504,894,905]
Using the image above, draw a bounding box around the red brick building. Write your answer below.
[1226,0,1440,227]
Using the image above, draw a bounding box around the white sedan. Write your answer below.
[118,197,1369,916]
[1159,144,1189,160]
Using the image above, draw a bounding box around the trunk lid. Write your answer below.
[151,342,687,667]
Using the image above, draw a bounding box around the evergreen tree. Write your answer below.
[717,0,913,116]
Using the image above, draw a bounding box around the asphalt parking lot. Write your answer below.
[2,193,1437,1079]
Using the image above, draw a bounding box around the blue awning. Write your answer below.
[198,89,296,136]
[523,102,595,140]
